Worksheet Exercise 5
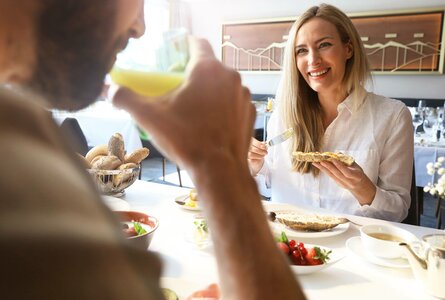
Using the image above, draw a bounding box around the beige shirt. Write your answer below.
[0,87,163,299]
[258,89,414,222]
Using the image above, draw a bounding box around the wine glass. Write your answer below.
[423,118,435,141]
[412,111,423,137]
[418,100,426,110]
[417,100,426,119]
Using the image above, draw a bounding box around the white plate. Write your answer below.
[174,194,201,211]
[290,245,343,275]
[161,277,218,300]
[270,220,350,239]
[346,236,410,269]
[101,195,131,211]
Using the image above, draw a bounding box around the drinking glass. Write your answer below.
[110,28,189,97]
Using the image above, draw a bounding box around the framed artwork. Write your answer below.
[221,7,445,74]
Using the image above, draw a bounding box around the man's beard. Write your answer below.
[28,0,124,111]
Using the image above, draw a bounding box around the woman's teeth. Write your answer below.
[309,69,329,77]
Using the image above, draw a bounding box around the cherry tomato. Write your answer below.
[277,242,290,255]
[123,227,137,237]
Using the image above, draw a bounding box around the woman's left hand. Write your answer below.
[312,160,376,206]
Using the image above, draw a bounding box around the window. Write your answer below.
[116,0,170,68]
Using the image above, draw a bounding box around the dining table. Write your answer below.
[415,142,445,187]
[113,180,444,300]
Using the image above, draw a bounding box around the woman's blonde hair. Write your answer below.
[277,3,370,175]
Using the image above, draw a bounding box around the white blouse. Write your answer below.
[257,89,414,221]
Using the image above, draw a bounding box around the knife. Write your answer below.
[267,127,294,147]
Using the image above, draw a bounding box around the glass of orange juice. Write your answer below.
[110,28,189,97]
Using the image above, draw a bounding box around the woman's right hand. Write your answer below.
[248,138,268,176]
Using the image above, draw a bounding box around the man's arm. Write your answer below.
[113,37,305,300]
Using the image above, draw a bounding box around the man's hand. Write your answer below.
[113,37,303,300]
[112,37,255,176]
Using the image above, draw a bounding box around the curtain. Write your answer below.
[168,0,192,33]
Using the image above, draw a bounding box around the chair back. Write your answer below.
[402,163,421,225]
[60,117,89,156]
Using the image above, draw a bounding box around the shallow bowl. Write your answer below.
[114,210,159,250]
[360,224,417,259]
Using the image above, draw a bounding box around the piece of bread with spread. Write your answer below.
[274,211,348,232]
[292,151,354,166]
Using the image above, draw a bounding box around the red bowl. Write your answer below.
[114,211,159,250]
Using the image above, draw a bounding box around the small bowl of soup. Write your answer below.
[360,224,417,259]
[114,211,159,250]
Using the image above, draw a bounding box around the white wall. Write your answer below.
[188,0,445,99]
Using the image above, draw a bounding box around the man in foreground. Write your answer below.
[0,1,304,299]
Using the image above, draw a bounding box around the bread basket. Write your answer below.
[87,166,140,196]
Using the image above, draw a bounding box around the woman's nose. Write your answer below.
[308,50,321,66]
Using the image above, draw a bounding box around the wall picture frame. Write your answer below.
[221,7,445,75]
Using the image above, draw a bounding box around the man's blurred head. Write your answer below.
[26,0,144,110]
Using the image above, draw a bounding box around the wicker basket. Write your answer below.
[88,167,140,196]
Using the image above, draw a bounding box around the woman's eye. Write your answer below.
[319,42,332,48]
[296,48,307,55]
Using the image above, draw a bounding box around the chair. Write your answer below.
[435,197,444,229]
[402,163,421,226]
[59,117,89,156]
[254,128,265,142]
[139,129,182,187]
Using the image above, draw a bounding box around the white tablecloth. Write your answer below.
[52,101,142,153]
[414,145,445,187]
[109,180,443,300]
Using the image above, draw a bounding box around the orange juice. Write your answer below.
[110,67,185,97]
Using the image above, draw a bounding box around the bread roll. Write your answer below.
[76,153,91,169]
[85,144,108,163]
[108,133,125,162]
[189,189,198,201]
[90,155,106,166]
[112,163,139,186]
[91,155,121,170]
[124,147,150,164]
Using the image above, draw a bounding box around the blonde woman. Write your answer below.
[249,4,413,221]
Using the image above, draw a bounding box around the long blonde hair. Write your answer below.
[277,3,370,175]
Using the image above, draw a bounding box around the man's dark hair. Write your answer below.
[28,0,119,110]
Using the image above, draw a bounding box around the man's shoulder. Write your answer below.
[0,87,64,148]
[0,87,48,118]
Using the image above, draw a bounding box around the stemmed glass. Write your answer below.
[418,100,426,114]
[414,100,426,135]
[423,110,436,141]
[412,111,423,137]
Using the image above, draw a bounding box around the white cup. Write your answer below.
[360,224,418,259]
